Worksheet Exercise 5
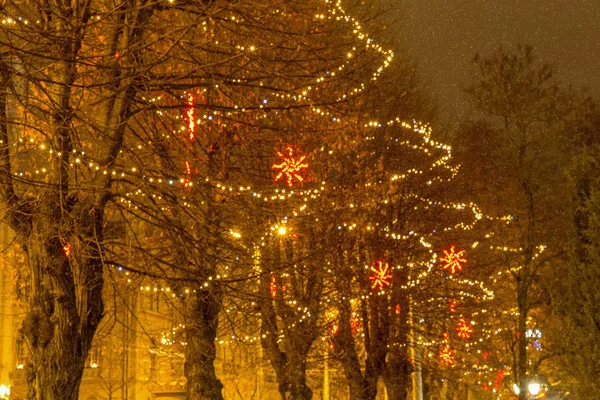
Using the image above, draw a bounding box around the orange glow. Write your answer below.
[330,322,339,335]
[269,275,277,299]
[63,244,71,257]
[350,317,362,334]
[449,299,457,313]
[186,94,195,140]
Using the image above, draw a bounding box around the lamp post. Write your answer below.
[528,383,541,399]
[513,381,541,399]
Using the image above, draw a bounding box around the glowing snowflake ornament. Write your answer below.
[369,261,392,291]
[439,332,455,366]
[440,245,467,274]
[456,318,474,340]
[272,146,309,187]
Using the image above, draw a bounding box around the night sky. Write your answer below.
[387,0,600,123]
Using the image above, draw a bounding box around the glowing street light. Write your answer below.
[512,383,520,395]
[513,381,542,398]
[0,385,10,399]
[528,383,541,396]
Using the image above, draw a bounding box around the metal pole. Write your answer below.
[409,293,423,400]
[323,347,330,400]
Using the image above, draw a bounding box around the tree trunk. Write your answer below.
[285,354,313,400]
[383,355,411,400]
[20,206,104,400]
[260,289,316,400]
[332,297,368,400]
[517,282,528,400]
[185,287,224,400]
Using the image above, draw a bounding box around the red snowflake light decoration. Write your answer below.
[439,332,455,366]
[272,146,309,187]
[269,275,277,299]
[440,245,467,274]
[456,318,474,340]
[186,94,196,140]
[369,261,392,291]
[63,243,71,257]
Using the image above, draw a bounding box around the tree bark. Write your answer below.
[19,203,104,400]
[332,297,369,400]
[383,352,411,400]
[185,287,225,400]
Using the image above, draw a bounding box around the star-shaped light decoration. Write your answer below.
[456,318,474,340]
[440,245,467,274]
[272,146,309,187]
[369,261,392,292]
[439,332,455,366]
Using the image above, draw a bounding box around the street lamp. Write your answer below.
[512,382,541,398]
[0,385,10,399]
[528,383,541,396]
[513,383,520,395]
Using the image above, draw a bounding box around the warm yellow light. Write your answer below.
[277,227,287,236]
[529,383,541,395]
[0,384,10,398]
[513,384,520,395]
